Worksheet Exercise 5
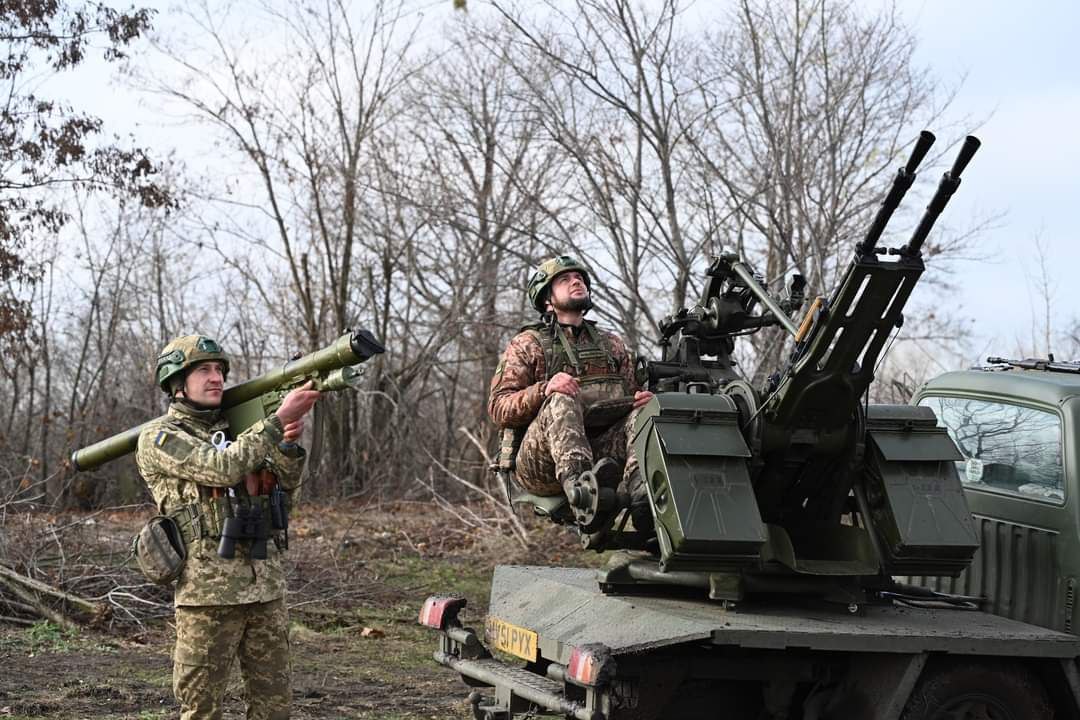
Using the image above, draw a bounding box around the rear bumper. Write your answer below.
[434,649,598,720]
[430,624,604,720]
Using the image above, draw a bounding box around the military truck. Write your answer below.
[419,133,1080,719]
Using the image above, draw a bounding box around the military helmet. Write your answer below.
[155,334,230,394]
[527,255,593,313]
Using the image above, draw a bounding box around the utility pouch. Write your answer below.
[205,494,234,537]
[270,486,290,551]
[270,486,289,532]
[498,427,525,473]
[133,515,187,585]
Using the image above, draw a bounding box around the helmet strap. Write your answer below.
[168,372,188,398]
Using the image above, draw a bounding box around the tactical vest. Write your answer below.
[521,320,629,405]
[497,320,630,474]
[168,493,285,547]
[161,414,290,554]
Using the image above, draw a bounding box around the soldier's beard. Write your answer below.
[551,295,592,314]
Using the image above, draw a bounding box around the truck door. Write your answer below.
[913,393,1076,634]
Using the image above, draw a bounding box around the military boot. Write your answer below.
[563,457,622,533]
[625,469,655,537]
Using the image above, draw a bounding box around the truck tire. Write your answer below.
[900,660,1052,720]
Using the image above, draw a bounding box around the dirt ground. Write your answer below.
[0,501,596,719]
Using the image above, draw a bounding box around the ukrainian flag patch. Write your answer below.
[154,430,168,448]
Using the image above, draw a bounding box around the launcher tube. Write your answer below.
[70,329,384,472]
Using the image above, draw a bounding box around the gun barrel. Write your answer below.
[729,261,800,337]
[904,135,981,256]
[856,131,936,255]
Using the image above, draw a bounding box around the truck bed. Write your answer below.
[488,565,1080,663]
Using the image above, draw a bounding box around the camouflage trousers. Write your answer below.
[515,392,641,497]
[174,598,290,720]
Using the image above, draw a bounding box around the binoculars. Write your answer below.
[217,487,290,559]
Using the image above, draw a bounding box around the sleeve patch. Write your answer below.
[151,429,193,461]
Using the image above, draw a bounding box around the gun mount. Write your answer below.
[568,132,984,602]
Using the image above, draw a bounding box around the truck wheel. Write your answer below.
[900,661,1052,720]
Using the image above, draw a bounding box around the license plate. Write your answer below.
[485,615,538,662]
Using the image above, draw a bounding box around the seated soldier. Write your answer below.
[488,255,654,532]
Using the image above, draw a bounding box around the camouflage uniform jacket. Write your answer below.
[488,321,639,428]
[135,401,306,607]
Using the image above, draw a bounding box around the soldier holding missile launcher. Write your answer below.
[136,333,320,720]
[68,327,383,718]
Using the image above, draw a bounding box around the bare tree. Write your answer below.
[0,2,174,343]
[1017,232,1055,357]
[145,0,423,493]
[16,0,992,510]
[388,15,568,479]
[491,0,711,350]
[688,0,969,381]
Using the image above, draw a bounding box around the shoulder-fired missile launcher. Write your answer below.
[70,328,385,472]
[514,132,984,604]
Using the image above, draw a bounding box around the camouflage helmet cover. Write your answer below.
[527,255,593,312]
[155,334,230,393]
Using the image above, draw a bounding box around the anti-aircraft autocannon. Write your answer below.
[425,132,1080,720]
[564,132,985,602]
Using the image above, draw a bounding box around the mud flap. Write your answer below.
[822,653,927,720]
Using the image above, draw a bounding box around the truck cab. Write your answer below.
[913,362,1080,634]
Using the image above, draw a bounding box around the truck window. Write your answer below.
[919,396,1065,505]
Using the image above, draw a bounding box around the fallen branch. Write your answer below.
[0,614,35,626]
[0,598,38,616]
[0,572,79,630]
[0,563,102,616]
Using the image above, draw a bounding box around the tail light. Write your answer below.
[566,643,612,686]
[418,596,466,630]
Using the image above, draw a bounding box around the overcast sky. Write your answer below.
[890,0,1080,361]
[48,0,1079,365]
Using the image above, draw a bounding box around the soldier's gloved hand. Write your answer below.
[545,372,580,398]
[282,419,304,443]
[277,381,320,426]
[633,390,654,410]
